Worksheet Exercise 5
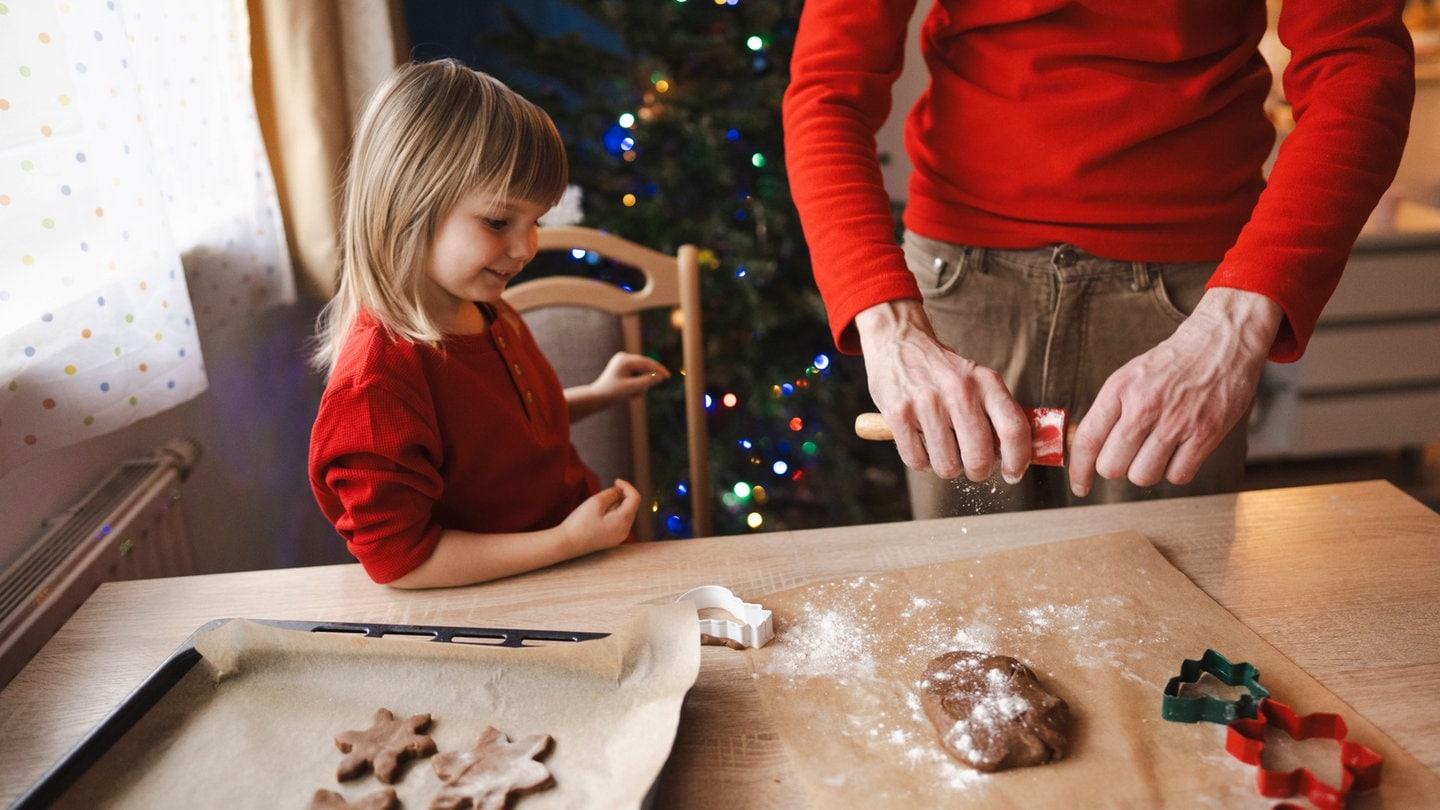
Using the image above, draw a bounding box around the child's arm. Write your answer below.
[384,479,641,589]
[565,352,669,422]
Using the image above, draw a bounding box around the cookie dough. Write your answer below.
[920,651,1069,772]
[334,708,438,783]
[307,787,398,810]
[430,726,554,810]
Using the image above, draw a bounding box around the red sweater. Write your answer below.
[783,0,1414,362]
[309,305,600,583]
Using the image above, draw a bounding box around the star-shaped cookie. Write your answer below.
[334,707,438,783]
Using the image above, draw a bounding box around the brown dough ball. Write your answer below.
[920,651,1069,772]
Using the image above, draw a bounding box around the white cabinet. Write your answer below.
[1249,202,1440,459]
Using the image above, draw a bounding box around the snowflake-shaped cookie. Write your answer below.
[429,726,554,810]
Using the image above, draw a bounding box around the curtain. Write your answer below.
[0,0,290,476]
[247,0,405,301]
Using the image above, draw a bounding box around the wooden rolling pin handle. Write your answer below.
[854,410,1077,467]
[855,412,894,441]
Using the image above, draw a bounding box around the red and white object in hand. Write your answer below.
[854,407,1074,467]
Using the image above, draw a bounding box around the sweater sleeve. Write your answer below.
[309,377,446,584]
[783,0,924,354]
[1207,1,1414,362]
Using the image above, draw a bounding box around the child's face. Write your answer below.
[422,188,550,331]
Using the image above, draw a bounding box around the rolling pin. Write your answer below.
[855,407,1075,466]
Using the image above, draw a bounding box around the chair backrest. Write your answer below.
[504,226,712,539]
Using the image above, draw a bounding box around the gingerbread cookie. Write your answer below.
[429,726,554,810]
[335,707,438,783]
[920,651,1069,772]
[307,787,399,810]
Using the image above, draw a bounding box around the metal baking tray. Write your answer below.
[13,618,610,809]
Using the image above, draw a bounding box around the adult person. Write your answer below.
[783,1,1415,516]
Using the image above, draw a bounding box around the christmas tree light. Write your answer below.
[482,0,908,537]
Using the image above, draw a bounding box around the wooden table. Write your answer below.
[2,480,1438,807]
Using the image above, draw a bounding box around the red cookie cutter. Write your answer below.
[1225,698,1383,810]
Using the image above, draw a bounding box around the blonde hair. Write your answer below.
[312,59,568,375]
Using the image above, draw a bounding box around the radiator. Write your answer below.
[0,438,202,689]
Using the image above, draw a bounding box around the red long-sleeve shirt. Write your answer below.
[309,305,600,583]
[783,0,1414,362]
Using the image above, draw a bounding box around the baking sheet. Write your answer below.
[47,603,699,809]
[749,531,1440,808]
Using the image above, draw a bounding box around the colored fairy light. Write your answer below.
[704,393,714,409]
[746,512,763,529]
[789,417,803,431]
[726,128,740,141]
[722,392,738,407]
[814,353,831,370]
[602,123,630,156]
[738,439,753,449]
[735,266,747,278]
[676,482,689,496]
[733,481,752,499]
[666,515,683,532]
[751,152,767,168]
[772,460,788,475]
[747,36,765,51]
[623,193,637,206]
[655,79,670,93]
[752,485,767,502]
[618,112,636,128]
[619,135,635,151]
[780,383,794,396]
[802,441,817,455]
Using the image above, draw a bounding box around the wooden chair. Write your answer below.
[504,226,712,539]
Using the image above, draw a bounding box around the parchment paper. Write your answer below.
[749,531,1440,808]
[55,602,700,809]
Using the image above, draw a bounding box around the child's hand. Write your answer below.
[566,353,670,422]
[593,352,670,401]
[562,478,641,554]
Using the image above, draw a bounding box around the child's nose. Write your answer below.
[509,225,538,261]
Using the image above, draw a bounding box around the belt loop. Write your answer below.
[969,246,987,274]
[1131,261,1151,292]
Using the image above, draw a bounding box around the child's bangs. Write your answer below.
[505,110,569,208]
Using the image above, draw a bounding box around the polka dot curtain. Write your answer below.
[0,0,293,476]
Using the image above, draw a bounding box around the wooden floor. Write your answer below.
[1244,442,1440,512]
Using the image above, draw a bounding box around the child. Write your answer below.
[308,59,670,588]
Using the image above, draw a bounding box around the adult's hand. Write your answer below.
[855,300,1031,483]
[1068,287,1282,496]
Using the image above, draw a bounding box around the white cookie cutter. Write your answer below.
[675,585,774,649]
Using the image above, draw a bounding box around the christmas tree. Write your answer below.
[471,0,908,537]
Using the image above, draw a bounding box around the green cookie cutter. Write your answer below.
[1161,649,1270,724]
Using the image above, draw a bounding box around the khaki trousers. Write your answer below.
[900,231,1249,518]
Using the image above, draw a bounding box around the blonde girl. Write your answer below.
[309,59,668,588]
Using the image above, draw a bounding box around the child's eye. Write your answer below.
[482,218,509,230]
